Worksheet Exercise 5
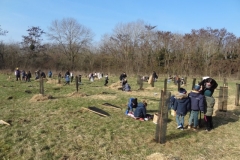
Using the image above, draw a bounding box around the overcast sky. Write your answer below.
[1,0,239,43]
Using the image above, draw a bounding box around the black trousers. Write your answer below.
[205,115,213,130]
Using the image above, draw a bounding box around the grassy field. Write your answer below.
[0,73,240,160]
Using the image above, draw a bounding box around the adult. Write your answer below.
[134,101,148,121]
[65,70,70,77]
[119,72,127,81]
[188,85,205,130]
[199,77,218,96]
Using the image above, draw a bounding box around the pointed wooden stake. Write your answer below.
[0,120,10,125]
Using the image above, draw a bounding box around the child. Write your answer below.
[126,98,138,114]
[134,100,148,121]
[173,88,190,130]
[204,90,215,131]
[188,85,205,130]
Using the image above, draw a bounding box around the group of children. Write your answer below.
[14,68,32,82]
[172,77,218,131]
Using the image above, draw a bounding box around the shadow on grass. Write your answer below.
[213,109,239,129]
[101,92,116,95]
[102,103,122,110]
[166,129,196,141]
[88,106,111,117]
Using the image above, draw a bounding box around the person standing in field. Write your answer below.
[203,90,215,131]
[173,88,191,130]
[26,71,32,82]
[188,85,205,130]
[15,68,21,81]
[104,74,109,86]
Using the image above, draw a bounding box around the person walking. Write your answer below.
[173,88,191,130]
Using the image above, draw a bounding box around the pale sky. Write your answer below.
[0,0,239,43]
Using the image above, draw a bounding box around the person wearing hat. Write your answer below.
[173,88,191,130]
[188,85,205,130]
[204,90,215,131]
[199,77,218,96]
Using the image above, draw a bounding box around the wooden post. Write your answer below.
[177,78,180,91]
[218,86,228,111]
[235,83,240,106]
[164,78,167,95]
[223,78,228,87]
[155,90,169,144]
[192,78,196,90]
[39,77,44,95]
[184,77,187,86]
[76,76,79,92]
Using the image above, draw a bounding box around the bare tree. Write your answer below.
[47,18,94,70]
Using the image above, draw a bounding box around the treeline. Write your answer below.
[0,19,240,78]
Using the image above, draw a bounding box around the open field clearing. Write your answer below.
[0,74,240,160]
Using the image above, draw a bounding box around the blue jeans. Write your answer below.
[176,115,185,127]
[188,111,199,127]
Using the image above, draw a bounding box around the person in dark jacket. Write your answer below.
[134,101,148,121]
[199,77,218,95]
[126,98,138,114]
[26,71,32,82]
[104,74,109,86]
[188,85,205,130]
[173,88,191,130]
[119,72,127,81]
[204,90,215,131]
[15,68,21,81]
[152,71,158,81]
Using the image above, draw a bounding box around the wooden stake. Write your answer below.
[0,120,10,125]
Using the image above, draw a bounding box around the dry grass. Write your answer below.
[0,74,240,160]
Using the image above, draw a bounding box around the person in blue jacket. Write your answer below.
[188,85,205,130]
[134,100,148,121]
[173,88,191,130]
[126,98,138,114]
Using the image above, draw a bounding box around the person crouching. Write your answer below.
[134,101,148,121]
